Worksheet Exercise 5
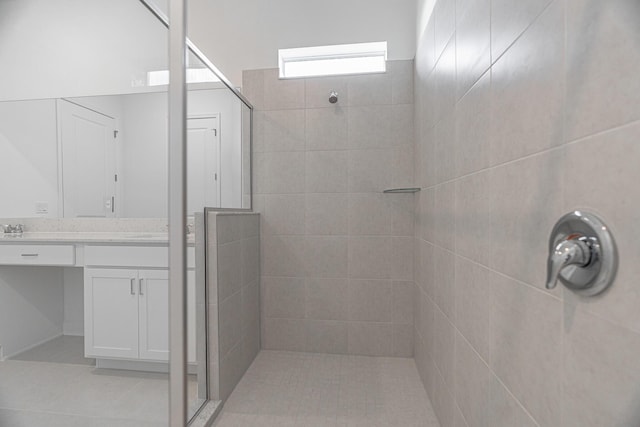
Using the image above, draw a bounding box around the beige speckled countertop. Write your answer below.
[0,232,195,245]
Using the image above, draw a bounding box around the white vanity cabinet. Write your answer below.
[83,245,196,364]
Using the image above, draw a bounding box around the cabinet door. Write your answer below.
[84,268,139,359]
[138,269,169,361]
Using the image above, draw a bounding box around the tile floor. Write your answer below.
[0,336,198,427]
[213,351,440,427]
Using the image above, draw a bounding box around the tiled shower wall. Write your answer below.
[414,0,640,426]
[243,62,415,356]
[207,212,260,401]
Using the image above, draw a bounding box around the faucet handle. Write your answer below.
[546,237,591,290]
[546,211,617,296]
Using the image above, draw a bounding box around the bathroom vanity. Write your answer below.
[0,230,197,369]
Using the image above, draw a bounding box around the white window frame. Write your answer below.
[278,41,388,79]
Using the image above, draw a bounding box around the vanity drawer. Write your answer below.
[0,244,75,266]
[84,245,195,268]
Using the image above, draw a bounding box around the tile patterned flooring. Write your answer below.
[0,336,197,427]
[1,341,439,426]
[213,351,440,427]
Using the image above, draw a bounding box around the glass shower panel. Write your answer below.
[0,1,177,425]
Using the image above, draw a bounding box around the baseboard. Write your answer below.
[3,333,63,361]
[96,358,198,374]
[63,321,84,336]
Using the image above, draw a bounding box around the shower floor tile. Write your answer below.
[213,351,440,427]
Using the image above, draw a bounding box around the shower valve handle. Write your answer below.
[545,211,616,296]
[546,237,592,290]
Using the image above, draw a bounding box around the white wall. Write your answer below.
[0,100,59,218]
[0,0,167,101]
[151,0,417,86]
[0,267,64,359]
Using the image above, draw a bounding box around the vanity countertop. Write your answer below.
[0,232,194,245]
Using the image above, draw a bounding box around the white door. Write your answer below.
[58,100,117,218]
[187,116,220,214]
[138,269,169,361]
[84,268,138,359]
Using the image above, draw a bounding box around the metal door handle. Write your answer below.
[130,278,136,295]
[139,278,144,296]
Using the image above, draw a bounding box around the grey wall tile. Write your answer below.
[348,193,392,236]
[263,194,305,235]
[389,60,415,104]
[454,333,492,427]
[564,122,640,333]
[456,0,491,99]
[563,308,640,427]
[242,69,264,109]
[304,236,348,278]
[393,323,414,357]
[434,0,456,61]
[454,257,491,361]
[454,171,491,266]
[348,236,391,280]
[347,149,394,193]
[490,0,565,166]
[305,193,349,236]
[488,150,564,292]
[565,0,640,140]
[347,73,392,106]
[305,107,348,151]
[491,276,562,427]
[393,281,415,324]
[263,69,305,110]
[305,320,348,354]
[305,76,349,109]
[305,278,348,321]
[262,318,307,352]
[433,305,456,393]
[305,150,348,193]
[218,241,242,302]
[262,235,306,277]
[260,109,306,152]
[433,246,456,321]
[491,0,554,61]
[455,71,491,177]
[347,279,393,322]
[255,63,414,358]
[347,105,393,150]
[346,322,394,356]
[254,151,305,194]
[263,277,306,319]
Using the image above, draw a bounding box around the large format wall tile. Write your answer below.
[491,0,554,61]
[413,0,640,425]
[563,122,640,333]
[565,0,640,140]
[246,62,416,357]
[490,0,565,166]
[563,308,640,427]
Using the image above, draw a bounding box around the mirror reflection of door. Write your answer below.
[187,115,220,214]
[57,100,117,218]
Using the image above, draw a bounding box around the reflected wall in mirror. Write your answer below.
[0,85,249,218]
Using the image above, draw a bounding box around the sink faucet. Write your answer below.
[2,224,24,234]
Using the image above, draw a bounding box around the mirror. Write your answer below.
[0,83,250,218]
